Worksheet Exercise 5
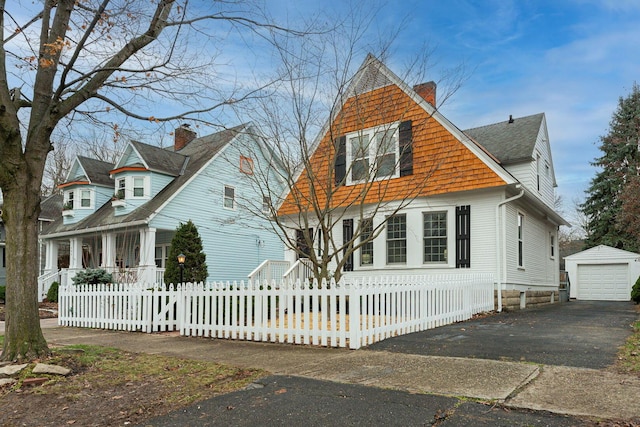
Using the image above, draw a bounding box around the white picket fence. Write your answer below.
[58,274,495,349]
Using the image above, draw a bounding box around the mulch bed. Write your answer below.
[0,302,58,321]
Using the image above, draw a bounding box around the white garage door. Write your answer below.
[577,263,629,301]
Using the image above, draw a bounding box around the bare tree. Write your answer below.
[0,0,314,361]
[231,22,468,282]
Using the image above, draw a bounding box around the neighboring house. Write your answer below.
[39,123,284,288]
[0,194,61,286]
[275,55,568,306]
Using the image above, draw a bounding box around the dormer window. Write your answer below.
[133,177,145,197]
[80,189,92,208]
[116,178,126,199]
[64,191,74,210]
[346,123,400,185]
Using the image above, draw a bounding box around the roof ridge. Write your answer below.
[464,112,544,132]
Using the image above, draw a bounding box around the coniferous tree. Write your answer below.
[164,221,208,285]
[581,83,640,252]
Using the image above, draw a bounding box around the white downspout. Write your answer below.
[495,186,524,312]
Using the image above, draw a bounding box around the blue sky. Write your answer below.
[4,0,640,213]
[335,0,640,208]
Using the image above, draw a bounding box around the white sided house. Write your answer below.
[271,55,568,310]
[39,123,284,293]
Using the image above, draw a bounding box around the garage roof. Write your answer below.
[564,244,640,261]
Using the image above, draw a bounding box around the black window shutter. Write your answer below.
[399,120,413,177]
[455,205,471,268]
[335,136,347,186]
[343,219,354,271]
[296,228,313,259]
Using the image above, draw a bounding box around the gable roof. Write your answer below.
[115,141,187,176]
[564,244,640,261]
[278,55,516,216]
[41,123,249,237]
[60,156,113,187]
[463,113,544,164]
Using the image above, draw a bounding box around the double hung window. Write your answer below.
[80,189,91,208]
[64,191,74,209]
[223,185,235,209]
[360,218,374,266]
[518,213,525,268]
[386,214,406,264]
[116,178,126,199]
[133,177,145,197]
[424,211,447,263]
[347,124,399,184]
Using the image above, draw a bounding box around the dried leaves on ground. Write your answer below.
[0,345,266,427]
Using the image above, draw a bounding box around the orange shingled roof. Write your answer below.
[278,84,505,216]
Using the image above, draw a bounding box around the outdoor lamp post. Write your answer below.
[177,253,185,284]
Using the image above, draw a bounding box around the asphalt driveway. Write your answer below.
[366,300,639,369]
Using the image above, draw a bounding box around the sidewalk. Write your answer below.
[34,324,640,421]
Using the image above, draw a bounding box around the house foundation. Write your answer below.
[496,290,559,311]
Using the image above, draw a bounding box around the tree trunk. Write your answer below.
[1,171,49,361]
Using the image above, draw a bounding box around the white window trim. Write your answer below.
[155,244,171,268]
[517,212,525,269]
[116,177,126,199]
[223,185,236,210]
[423,210,448,265]
[359,218,374,267]
[63,190,75,210]
[131,176,147,199]
[346,122,400,186]
[78,188,93,209]
[114,175,150,200]
[385,213,407,265]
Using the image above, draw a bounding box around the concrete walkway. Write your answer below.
[32,324,640,421]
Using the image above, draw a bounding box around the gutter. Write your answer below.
[41,219,150,239]
[495,186,524,312]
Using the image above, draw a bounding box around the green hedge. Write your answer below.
[632,276,640,304]
[0,285,5,302]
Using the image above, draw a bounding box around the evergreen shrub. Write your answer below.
[46,281,59,302]
[72,269,113,285]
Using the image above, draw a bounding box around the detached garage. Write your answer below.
[565,245,640,301]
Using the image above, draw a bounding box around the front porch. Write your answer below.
[38,226,175,300]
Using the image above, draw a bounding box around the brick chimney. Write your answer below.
[174,124,196,151]
[413,81,436,107]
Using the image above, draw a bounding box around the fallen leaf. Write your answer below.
[112,395,123,400]
[274,388,287,395]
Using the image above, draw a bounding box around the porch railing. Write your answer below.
[247,260,290,282]
[37,270,60,302]
[282,258,313,282]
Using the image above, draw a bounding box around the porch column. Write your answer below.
[138,227,157,284]
[69,238,83,269]
[68,237,83,284]
[101,232,116,270]
[44,240,59,273]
